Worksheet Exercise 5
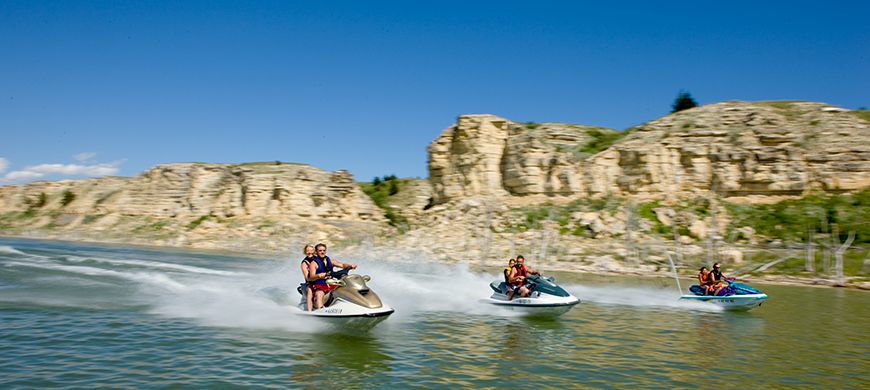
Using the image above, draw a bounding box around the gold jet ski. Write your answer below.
[290,267,394,330]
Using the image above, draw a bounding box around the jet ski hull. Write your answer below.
[479,292,580,317]
[289,300,394,330]
[679,293,768,311]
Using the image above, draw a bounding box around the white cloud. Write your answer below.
[0,157,8,174]
[0,160,125,185]
[3,170,46,182]
[73,152,97,162]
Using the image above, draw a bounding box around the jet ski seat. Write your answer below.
[490,281,508,294]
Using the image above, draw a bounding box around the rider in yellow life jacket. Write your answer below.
[504,258,516,284]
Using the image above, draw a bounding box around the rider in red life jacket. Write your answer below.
[307,243,357,310]
[698,266,715,296]
[507,255,542,300]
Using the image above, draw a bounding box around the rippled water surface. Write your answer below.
[1,237,868,389]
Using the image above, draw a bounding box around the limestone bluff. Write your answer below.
[429,101,870,205]
[0,163,384,251]
[2,100,870,262]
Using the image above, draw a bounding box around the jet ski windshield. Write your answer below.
[526,275,571,297]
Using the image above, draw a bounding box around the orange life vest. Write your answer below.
[511,265,528,286]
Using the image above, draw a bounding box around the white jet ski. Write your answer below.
[679,279,768,311]
[663,250,767,311]
[479,274,580,317]
[289,267,394,330]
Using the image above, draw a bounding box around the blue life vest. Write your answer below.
[312,256,333,285]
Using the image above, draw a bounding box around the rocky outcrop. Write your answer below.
[428,102,870,204]
[0,162,382,221]
[0,162,385,250]
[428,115,623,203]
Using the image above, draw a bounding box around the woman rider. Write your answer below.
[503,258,516,294]
[300,244,316,311]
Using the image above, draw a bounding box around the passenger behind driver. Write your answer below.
[503,258,516,295]
[300,244,316,311]
[698,266,715,296]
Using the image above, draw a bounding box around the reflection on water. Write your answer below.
[1,237,869,389]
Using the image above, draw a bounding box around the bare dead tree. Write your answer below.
[805,223,815,272]
[535,207,556,265]
[476,205,494,263]
[749,249,801,274]
[673,227,684,265]
[625,202,638,267]
[834,230,855,287]
[821,214,831,274]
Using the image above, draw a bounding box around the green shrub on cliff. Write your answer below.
[579,129,628,155]
[724,188,870,245]
[508,195,624,233]
[188,216,209,230]
[34,193,47,209]
[852,109,870,123]
[60,191,75,207]
[360,175,408,227]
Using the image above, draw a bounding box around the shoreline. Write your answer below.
[3,232,867,291]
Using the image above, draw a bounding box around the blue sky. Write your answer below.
[2,1,868,185]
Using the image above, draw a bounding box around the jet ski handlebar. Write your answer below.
[324,267,371,286]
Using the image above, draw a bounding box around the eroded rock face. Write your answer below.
[428,115,512,201]
[428,114,623,203]
[428,102,870,204]
[0,162,383,223]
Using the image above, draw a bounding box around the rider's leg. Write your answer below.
[306,286,314,311]
[314,289,325,309]
[519,286,530,297]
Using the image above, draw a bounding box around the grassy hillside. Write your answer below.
[359,176,432,228]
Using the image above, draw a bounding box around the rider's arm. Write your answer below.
[307,261,326,282]
[331,260,357,270]
[508,268,522,284]
[301,262,310,280]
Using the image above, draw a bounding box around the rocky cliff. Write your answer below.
[429,102,870,204]
[0,162,385,250]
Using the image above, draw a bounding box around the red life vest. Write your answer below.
[511,265,528,286]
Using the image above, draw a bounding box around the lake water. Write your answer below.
[1,237,868,389]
